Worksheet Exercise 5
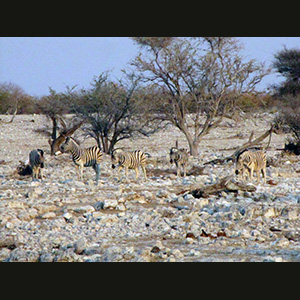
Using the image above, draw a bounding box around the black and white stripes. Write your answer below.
[29,149,45,181]
[169,147,189,177]
[60,137,103,184]
[235,149,267,183]
[111,149,150,181]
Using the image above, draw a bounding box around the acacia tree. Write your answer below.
[131,37,270,156]
[272,47,300,154]
[75,72,160,154]
[272,47,300,96]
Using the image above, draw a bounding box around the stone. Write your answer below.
[63,212,73,222]
[74,238,86,254]
[103,199,119,209]
[41,212,56,219]
[93,201,104,210]
[73,205,95,214]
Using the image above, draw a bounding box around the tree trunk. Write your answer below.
[187,139,200,156]
[180,125,201,156]
[51,116,58,141]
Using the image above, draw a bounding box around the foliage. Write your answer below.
[0,82,36,114]
[131,37,270,155]
[272,47,300,97]
[74,72,162,154]
[271,47,300,154]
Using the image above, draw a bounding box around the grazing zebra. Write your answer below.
[235,149,267,183]
[60,137,103,184]
[111,149,150,181]
[169,147,189,177]
[29,149,45,181]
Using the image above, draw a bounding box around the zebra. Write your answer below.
[111,149,150,181]
[169,147,189,177]
[29,149,45,181]
[235,149,267,183]
[60,137,103,184]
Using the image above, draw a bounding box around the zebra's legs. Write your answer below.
[134,167,139,180]
[125,166,129,179]
[32,167,38,181]
[250,167,254,182]
[75,165,83,181]
[262,167,267,183]
[256,169,260,183]
[183,164,186,177]
[117,165,123,180]
[176,162,181,178]
[39,167,43,181]
[93,164,100,185]
[141,165,147,181]
[32,169,36,181]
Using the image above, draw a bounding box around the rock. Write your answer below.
[284,230,300,241]
[63,212,74,222]
[103,199,119,209]
[170,249,184,259]
[41,212,56,219]
[93,201,104,210]
[74,238,86,254]
[156,189,170,198]
[38,252,54,262]
[281,206,298,220]
[73,205,95,214]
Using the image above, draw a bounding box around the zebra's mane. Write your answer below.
[68,136,81,148]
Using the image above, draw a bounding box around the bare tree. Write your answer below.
[131,37,270,156]
[74,72,161,154]
[37,86,84,155]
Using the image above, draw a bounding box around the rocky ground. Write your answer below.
[0,113,300,262]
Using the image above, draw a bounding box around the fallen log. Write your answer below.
[189,175,256,198]
[204,125,274,166]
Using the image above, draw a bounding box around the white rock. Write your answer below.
[171,249,184,258]
[73,205,95,214]
[41,212,56,219]
[103,199,119,209]
[63,212,73,221]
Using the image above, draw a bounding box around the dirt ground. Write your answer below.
[0,112,300,262]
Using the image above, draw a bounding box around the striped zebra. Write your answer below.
[60,137,103,184]
[169,147,189,177]
[235,149,267,183]
[111,149,150,181]
[29,149,45,181]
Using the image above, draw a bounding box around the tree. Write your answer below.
[131,37,270,156]
[0,82,36,122]
[272,47,300,96]
[271,47,300,155]
[37,87,83,155]
[74,72,160,154]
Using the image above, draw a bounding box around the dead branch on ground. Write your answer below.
[186,175,256,198]
[204,125,274,165]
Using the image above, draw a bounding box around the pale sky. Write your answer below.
[1,37,300,97]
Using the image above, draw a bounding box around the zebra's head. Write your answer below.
[170,147,179,164]
[60,137,73,153]
[235,157,246,178]
[111,149,123,169]
[111,150,119,169]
